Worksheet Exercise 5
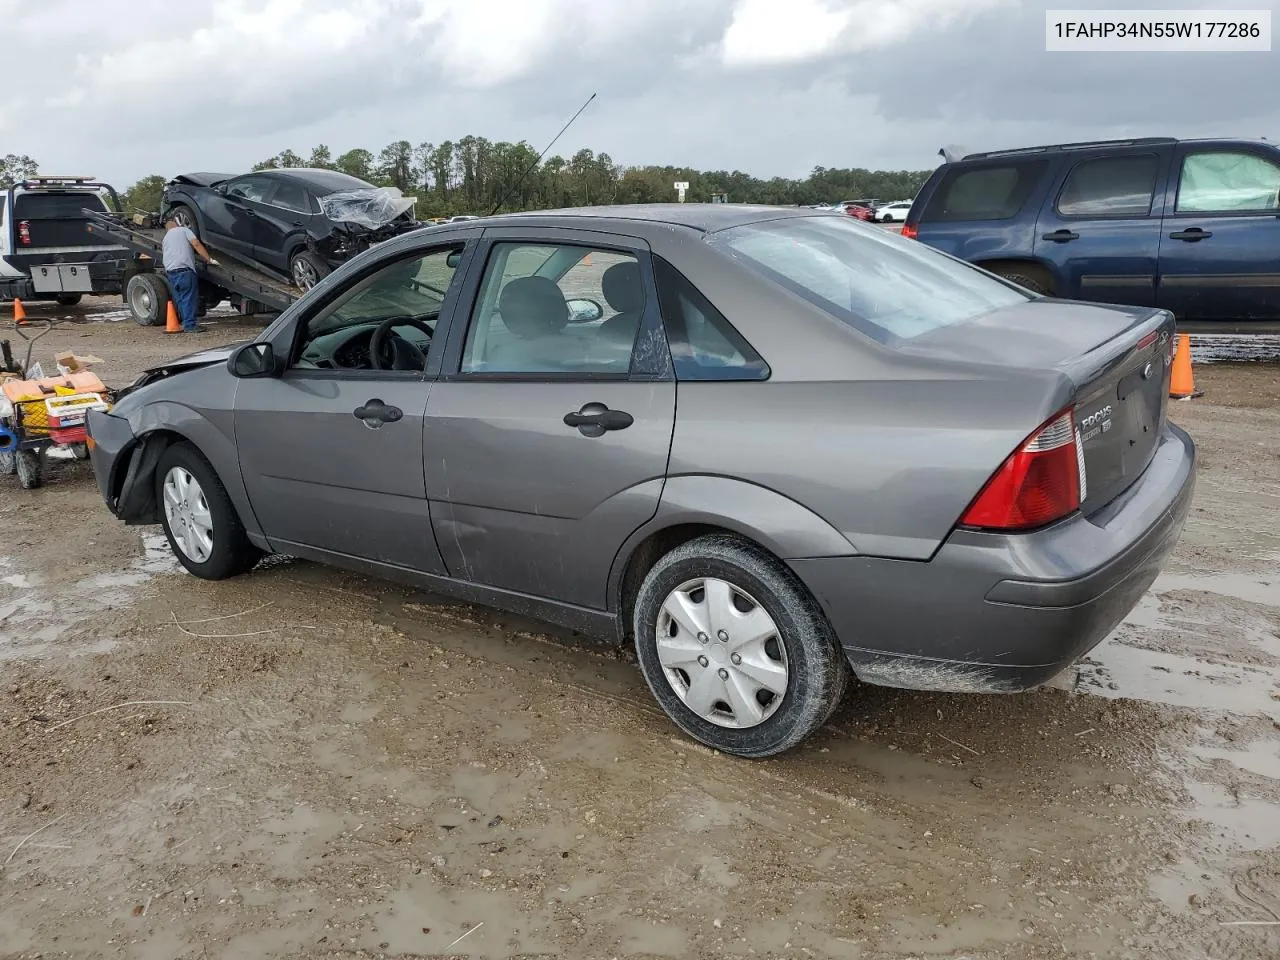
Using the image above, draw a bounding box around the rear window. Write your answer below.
[710,216,1030,344]
[13,192,108,219]
[1056,154,1159,217]
[921,160,1048,222]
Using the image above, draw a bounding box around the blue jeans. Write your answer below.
[167,268,199,330]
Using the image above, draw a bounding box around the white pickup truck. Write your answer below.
[0,176,128,305]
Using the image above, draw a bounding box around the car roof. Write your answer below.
[480,203,828,235]
[261,168,375,193]
[958,136,1274,162]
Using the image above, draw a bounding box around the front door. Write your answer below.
[424,233,675,610]
[1157,144,1280,321]
[1033,151,1168,307]
[233,241,474,573]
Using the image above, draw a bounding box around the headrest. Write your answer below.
[498,276,568,339]
[601,261,644,314]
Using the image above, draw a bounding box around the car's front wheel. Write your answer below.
[633,534,850,758]
[170,204,199,238]
[156,442,261,580]
[290,250,331,292]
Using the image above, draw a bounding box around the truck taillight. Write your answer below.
[901,223,917,240]
[18,221,30,245]
[959,409,1085,531]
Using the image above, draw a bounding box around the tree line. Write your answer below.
[7,141,933,219]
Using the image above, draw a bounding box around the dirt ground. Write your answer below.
[1,300,1278,960]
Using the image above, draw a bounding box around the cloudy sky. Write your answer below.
[3,0,1277,189]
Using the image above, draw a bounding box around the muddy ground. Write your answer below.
[0,300,1278,960]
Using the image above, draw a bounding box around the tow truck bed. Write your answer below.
[84,210,297,321]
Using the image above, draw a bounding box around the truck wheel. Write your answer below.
[290,251,330,292]
[0,451,15,476]
[56,294,83,307]
[989,264,1054,297]
[126,272,170,326]
[16,450,43,490]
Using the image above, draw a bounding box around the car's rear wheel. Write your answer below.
[126,272,169,326]
[989,263,1054,297]
[633,534,850,758]
[156,442,261,580]
[290,250,330,292]
[170,204,199,237]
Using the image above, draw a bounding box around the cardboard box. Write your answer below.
[54,352,104,376]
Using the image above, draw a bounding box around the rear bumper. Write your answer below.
[789,423,1196,692]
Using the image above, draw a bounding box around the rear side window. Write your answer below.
[921,161,1048,222]
[13,192,108,219]
[652,256,769,381]
[711,216,1030,344]
[271,180,313,214]
[1056,154,1159,217]
[1176,151,1280,213]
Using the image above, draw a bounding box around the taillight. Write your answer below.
[901,223,918,240]
[18,221,30,246]
[960,409,1086,531]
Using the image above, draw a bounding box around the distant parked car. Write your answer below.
[87,204,1193,758]
[162,169,419,291]
[835,202,876,222]
[874,201,913,222]
[903,136,1280,322]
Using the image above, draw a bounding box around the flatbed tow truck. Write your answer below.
[83,209,298,325]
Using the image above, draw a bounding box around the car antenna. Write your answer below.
[487,92,597,217]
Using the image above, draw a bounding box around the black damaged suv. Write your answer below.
[162,168,419,291]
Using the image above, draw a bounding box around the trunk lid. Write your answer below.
[906,298,1175,514]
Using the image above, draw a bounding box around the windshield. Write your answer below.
[709,216,1031,343]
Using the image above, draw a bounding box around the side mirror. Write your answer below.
[566,298,604,324]
[228,342,278,378]
[446,250,462,269]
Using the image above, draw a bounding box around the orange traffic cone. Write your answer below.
[12,298,26,325]
[164,300,181,334]
[1169,333,1202,400]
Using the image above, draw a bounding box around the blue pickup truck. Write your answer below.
[903,137,1280,323]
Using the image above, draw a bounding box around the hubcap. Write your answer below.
[128,280,154,318]
[293,258,319,290]
[175,209,195,230]
[655,577,789,729]
[162,466,214,564]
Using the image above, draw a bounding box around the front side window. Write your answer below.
[923,160,1048,222]
[461,243,643,375]
[293,246,462,372]
[711,216,1029,344]
[1056,155,1159,217]
[1176,151,1280,213]
[226,177,272,203]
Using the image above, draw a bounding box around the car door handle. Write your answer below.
[244,209,256,217]
[563,405,633,436]
[1169,228,1212,241]
[353,399,402,427]
[1042,229,1079,243]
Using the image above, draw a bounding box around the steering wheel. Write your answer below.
[369,316,433,371]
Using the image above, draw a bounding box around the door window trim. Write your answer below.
[1170,145,1280,218]
[437,235,673,384]
[1051,152,1163,221]
[272,238,478,384]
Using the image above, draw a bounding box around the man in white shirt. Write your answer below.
[161,214,215,333]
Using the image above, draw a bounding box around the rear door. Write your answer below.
[424,229,675,610]
[1032,150,1168,306]
[1156,143,1280,321]
[251,179,314,272]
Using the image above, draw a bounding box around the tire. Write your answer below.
[16,450,42,490]
[170,204,199,238]
[989,264,1054,296]
[126,272,170,326]
[633,534,851,758]
[289,250,331,292]
[56,294,83,307]
[70,442,90,461]
[155,442,262,580]
[0,451,15,476]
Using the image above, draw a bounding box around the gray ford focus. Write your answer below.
[86,205,1195,758]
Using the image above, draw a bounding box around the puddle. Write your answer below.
[1154,572,1280,610]
[1193,740,1280,781]
[1183,781,1280,852]
[1073,642,1280,718]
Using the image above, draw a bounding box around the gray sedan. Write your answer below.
[86,205,1196,758]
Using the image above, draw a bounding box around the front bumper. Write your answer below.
[790,423,1197,693]
[86,409,158,522]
